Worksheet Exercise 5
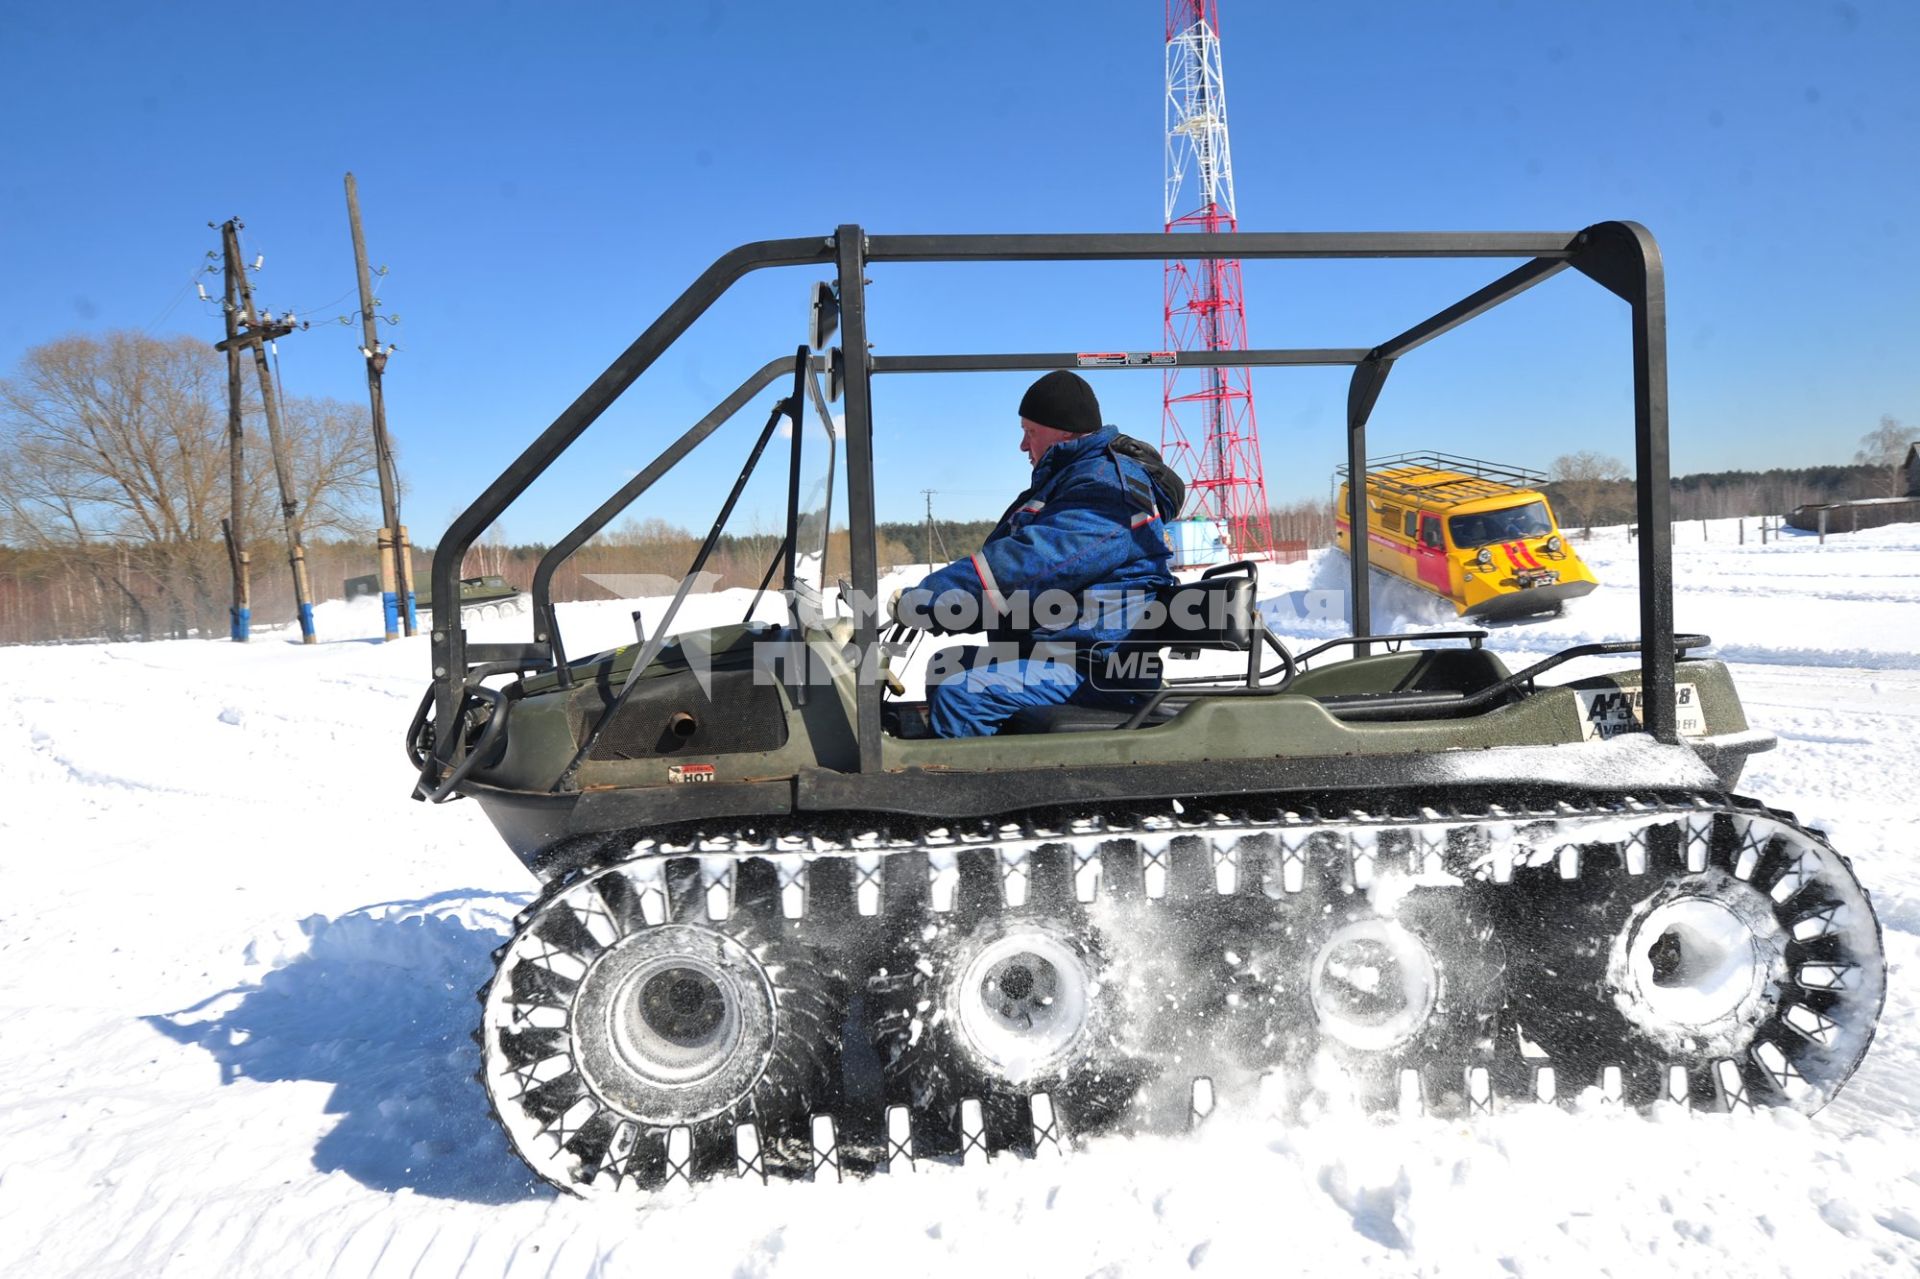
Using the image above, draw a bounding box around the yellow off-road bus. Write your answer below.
[1334,453,1599,620]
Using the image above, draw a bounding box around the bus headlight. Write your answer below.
[1476,548,1493,567]
[1546,535,1563,553]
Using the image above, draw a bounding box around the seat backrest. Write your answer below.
[1120,574,1257,652]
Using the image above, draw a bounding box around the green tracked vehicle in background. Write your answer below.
[350,572,525,622]
[408,224,1885,1197]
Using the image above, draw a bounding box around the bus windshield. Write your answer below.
[1448,501,1552,548]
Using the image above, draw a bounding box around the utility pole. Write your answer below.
[922,489,936,567]
[344,173,412,639]
[216,220,316,643]
[215,221,251,641]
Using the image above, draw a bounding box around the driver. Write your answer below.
[891,371,1181,737]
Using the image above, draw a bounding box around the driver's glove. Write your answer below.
[888,587,934,630]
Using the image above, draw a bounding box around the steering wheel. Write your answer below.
[877,620,916,697]
[829,576,911,696]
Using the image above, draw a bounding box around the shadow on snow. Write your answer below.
[147,891,548,1204]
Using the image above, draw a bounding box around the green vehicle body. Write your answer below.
[404,222,1775,878]
[461,617,1768,876]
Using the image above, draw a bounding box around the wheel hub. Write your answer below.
[572,925,777,1124]
[982,952,1057,1025]
[952,927,1093,1083]
[1614,882,1785,1052]
[638,966,730,1047]
[1308,919,1438,1051]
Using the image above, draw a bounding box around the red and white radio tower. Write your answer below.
[1161,0,1275,557]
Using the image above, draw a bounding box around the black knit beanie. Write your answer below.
[1018,370,1102,434]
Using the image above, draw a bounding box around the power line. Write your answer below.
[143,260,215,334]
[269,341,289,423]
[278,282,362,323]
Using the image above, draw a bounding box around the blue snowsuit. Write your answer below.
[908,426,1178,737]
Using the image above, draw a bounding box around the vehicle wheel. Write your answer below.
[1492,807,1884,1113]
[869,845,1140,1163]
[479,858,843,1194]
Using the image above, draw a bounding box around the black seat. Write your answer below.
[998,571,1260,736]
[1116,572,1257,656]
[994,567,1266,736]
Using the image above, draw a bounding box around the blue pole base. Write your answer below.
[298,602,317,643]
[382,591,400,637]
[404,591,419,631]
[230,606,251,642]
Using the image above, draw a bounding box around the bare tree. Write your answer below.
[280,395,381,537]
[462,524,512,579]
[0,332,378,640]
[1854,416,1913,497]
[1548,451,1631,532]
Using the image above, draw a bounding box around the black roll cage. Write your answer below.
[421,223,1675,792]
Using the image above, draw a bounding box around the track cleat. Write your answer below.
[735,1122,766,1182]
[960,1098,989,1166]
[1397,1070,1423,1117]
[1189,1077,1215,1128]
[884,1105,915,1173]
[1468,1066,1494,1115]
[1031,1092,1065,1157]
[810,1114,840,1181]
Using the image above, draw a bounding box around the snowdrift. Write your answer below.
[1,524,1917,1277]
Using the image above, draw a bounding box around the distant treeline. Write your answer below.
[881,464,1902,564]
[1544,463,1887,529]
[877,499,1334,565]
[0,540,411,645]
[8,327,1903,646]
[0,465,1895,645]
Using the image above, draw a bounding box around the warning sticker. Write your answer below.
[1075,351,1178,368]
[668,763,717,784]
[1575,682,1707,741]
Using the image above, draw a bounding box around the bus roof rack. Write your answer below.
[1335,451,1551,504]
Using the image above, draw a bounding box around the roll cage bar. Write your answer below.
[421,222,1675,794]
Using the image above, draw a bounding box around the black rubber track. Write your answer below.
[474,790,1886,1195]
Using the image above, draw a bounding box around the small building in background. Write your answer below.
[1784,440,1920,533]
[1786,494,1920,533]
[1166,516,1235,568]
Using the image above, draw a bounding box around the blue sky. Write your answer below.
[2,0,1914,544]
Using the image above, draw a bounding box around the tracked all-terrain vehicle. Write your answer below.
[348,572,527,627]
[410,224,1885,1196]
[1333,453,1600,620]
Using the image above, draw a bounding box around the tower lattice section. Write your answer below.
[1161,0,1275,557]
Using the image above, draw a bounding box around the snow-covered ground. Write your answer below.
[2,522,1917,1277]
